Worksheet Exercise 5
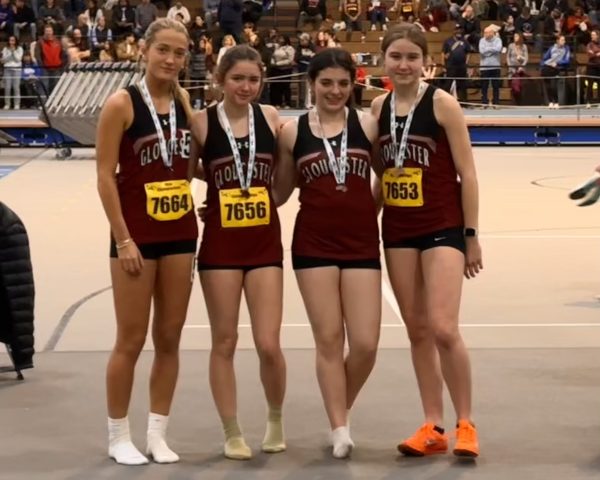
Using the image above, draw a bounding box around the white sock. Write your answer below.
[108,417,148,465]
[331,426,354,459]
[146,412,180,464]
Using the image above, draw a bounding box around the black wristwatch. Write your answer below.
[464,228,477,237]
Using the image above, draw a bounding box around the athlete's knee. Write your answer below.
[114,333,146,358]
[404,314,432,345]
[315,331,345,360]
[255,337,283,365]
[153,329,182,355]
[211,332,239,359]
[431,318,461,350]
[349,336,378,363]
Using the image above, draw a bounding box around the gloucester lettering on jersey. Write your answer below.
[214,160,272,190]
[381,139,430,168]
[140,130,191,166]
[300,154,369,183]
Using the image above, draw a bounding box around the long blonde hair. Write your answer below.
[144,18,194,125]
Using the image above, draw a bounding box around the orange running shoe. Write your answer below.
[453,420,479,457]
[397,423,448,456]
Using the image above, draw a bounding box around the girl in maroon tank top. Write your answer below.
[187,45,286,460]
[274,48,381,459]
[96,19,196,466]
[371,24,483,458]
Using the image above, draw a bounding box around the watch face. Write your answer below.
[464,228,477,237]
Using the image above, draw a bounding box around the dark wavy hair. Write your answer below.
[307,48,356,83]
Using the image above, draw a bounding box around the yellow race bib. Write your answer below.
[382,167,424,207]
[145,180,193,221]
[219,186,270,228]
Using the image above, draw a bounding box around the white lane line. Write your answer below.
[183,323,600,329]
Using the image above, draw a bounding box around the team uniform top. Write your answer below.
[116,85,198,245]
[292,108,379,260]
[198,103,283,266]
[377,84,463,243]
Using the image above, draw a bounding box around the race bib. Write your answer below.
[219,186,270,228]
[382,167,424,207]
[145,179,192,221]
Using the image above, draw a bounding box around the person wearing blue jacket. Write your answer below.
[541,35,571,108]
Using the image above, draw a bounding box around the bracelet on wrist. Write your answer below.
[116,238,133,250]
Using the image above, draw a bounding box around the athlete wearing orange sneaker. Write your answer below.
[371,24,482,458]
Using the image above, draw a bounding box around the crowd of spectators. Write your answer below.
[1,0,600,110]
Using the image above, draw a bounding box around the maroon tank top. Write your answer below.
[377,85,463,243]
[116,85,198,244]
[198,103,282,266]
[292,108,379,260]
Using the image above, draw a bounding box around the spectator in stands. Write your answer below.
[443,24,470,102]
[428,0,449,23]
[501,14,516,45]
[112,0,135,38]
[1,7,14,39]
[390,0,415,21]
[499,0,521,21]
[218,0,243,43]
[242,21,256,43]
[269,34,294,108]
[12,0,37,41]
[216,33,236,64]
[65,27,91,63]
[243,0,263,25]
[2,35,22,109]
[115,31,137,60]
[265,27,278,51]
[135,0,157,36]
[541,34,571,108]
[91,15,112,59]
[167,1,190,26]
[479,25,502,106]
[368,0,387,31]
[21,51,40,107]
[340,0,362,41]
[586,29,600,106]
[99,39,114,61]
[506,31,528,76]
[38,0,65,36]
[65,13,90,40]
[448,0,470,20]
[471,0,489,18]
[189,15,206,45]
[541,8,562,51]
[459,5,481,50]
[204,0,220,29]
[565,6,591,46]
[586,0,599,27]
[188,34,212,109]
[295,32,315,107]
[84,0,103,29]
[297,0,325,31]
[315,29,335,52]
[417,10,442,32]
[515,6,538,47]
[34,24,67,95]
